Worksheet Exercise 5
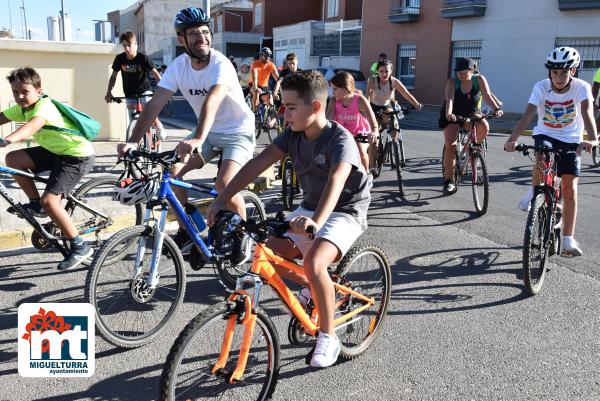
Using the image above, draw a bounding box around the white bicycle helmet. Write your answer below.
[113,177,158,205]
[545,46,581,69]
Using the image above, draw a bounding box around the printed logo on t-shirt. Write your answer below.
[543,99,576,129]
[189,88,209,96]
[314,154,326,166]
[121,64,143,73]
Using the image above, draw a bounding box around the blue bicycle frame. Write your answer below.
[135,169,219,287]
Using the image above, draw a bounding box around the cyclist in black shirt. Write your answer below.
[105,30,164,137]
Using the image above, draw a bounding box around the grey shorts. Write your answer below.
[187,128,255,166]
[284,206,365,257]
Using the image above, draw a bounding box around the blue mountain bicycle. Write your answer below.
[84,148,266,348]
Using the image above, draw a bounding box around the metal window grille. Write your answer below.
[451,40,482,74]
[442,0,486,7]
[397,43,417,88]
[391,0,420,14]
[555,38,600,70]
[312,31,360,56]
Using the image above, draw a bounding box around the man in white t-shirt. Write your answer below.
[118,7,255,251]
[504,47,598,256]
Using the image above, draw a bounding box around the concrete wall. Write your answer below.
[0,39,127,141]
[360,0,453,105]
[452,0,600,113]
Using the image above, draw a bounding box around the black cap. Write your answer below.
[455,57,476,71]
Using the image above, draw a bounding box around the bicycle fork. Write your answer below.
[213,275,264,384]
[133,207,168,287]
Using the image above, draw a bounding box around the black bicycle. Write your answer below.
[254,89,281,141]
[441,113,494,215]
[374,105,415,196]
[0,165,143,264]
[514,143,572,295]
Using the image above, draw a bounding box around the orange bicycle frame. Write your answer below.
[212,241,376,383]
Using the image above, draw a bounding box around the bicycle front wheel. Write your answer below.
[85,225,186,348]
[470,152,489,215]
[592,146,600,167]
[391,140,404,196]
[523,192,550,295]
[333,244,391,359]
[217,191,266,288]
[160,302,280,401]
[65,176,143,266]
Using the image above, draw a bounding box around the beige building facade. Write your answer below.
[0,39,126,141]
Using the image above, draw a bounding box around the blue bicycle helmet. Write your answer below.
[174,7,211,34]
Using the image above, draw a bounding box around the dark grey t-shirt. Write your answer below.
[273,121,371,226]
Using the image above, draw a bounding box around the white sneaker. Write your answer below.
[310,332,340,368]
[562,238,583,257]
[519,188,533,212]
[297,286,312,307]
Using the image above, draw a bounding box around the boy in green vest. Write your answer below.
[0,67,95,270]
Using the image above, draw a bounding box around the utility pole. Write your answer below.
[60,0,66,41]
[20,0,28,39]
[7,0,14,36]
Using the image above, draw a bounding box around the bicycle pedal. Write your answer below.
[305,346,315,365]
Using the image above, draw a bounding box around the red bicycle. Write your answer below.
[515,143,575,295]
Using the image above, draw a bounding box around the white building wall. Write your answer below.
[452,0,600,113]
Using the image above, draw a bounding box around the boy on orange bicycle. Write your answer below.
[504,47,597,256]
[209,70,371,368]
[0,67,95,270]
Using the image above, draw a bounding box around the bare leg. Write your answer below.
[215,159,245,220]
[443,125,459,181]
[561,174,578,237]
[5,150,40,200]
[171,154,205,229]
[41,192,78,239]
[303,239,341,336]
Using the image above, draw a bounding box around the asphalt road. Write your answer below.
[1,127,599,401]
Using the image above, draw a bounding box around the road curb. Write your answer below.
[0,175,273,252]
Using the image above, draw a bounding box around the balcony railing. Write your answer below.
[558,0,600,10]
[389,1,420,23]
[440,0,486,18]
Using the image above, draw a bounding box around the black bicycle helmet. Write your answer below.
[174,7,211,34]
[260,47,272,57]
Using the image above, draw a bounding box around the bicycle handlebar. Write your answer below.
[241,216,316,242]
[124,148,179,168]
[378,105,416,116]
[449,113,496,124]
[108,93,155,103]
[515,143,579,155]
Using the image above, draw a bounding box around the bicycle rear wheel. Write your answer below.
[217,191,266,288]
[391,140,404,196]
[85,225,186,348]
[470,152,489,215]
[160,301,280,401]
[523,192,550,295]
[65,176,143,266]
[333,243,391,359]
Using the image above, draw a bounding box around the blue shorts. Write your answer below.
[533,134,580,177]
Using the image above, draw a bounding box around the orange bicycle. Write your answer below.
[160,212,391,400]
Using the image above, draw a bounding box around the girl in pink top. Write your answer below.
[326,71,379,172]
